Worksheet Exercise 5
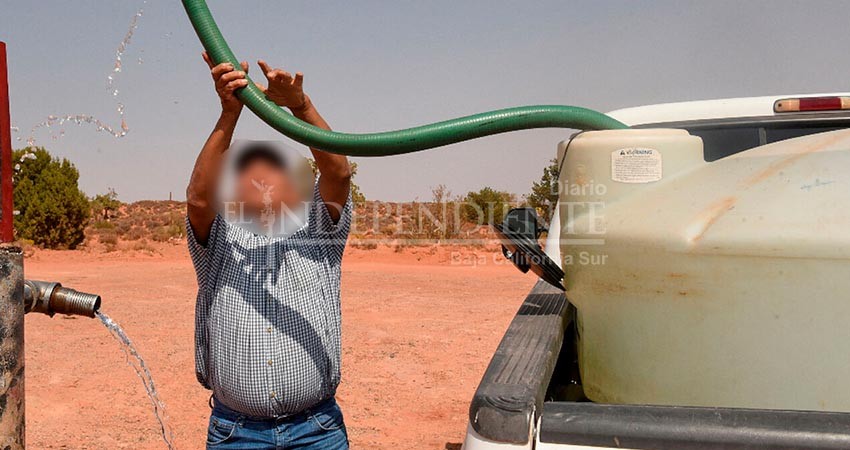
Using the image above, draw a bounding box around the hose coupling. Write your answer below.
[24,280,101,318]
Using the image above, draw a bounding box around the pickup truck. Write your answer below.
[462,93,850,450]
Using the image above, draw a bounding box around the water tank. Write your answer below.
[559,128,850,411]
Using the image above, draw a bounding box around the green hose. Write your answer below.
[181,0,628,156]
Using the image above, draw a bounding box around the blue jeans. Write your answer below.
[207,397,349,449]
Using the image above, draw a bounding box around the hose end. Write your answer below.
[24,280,101,318]
[51,287,101,318]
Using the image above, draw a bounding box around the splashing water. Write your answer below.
[17,2,147,170]
[97,311,177,450]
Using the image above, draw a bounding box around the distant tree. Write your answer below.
[90,188,122,221]
[462,186,513,225]
[431,184,452,204]
[526,158,560,224]
[307,159,366,204]
[12,147,91,249]
[348,162,366,204]
[414,184,462,241]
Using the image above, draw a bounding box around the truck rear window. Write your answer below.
[685,123,848,161]
[688,128,760,161]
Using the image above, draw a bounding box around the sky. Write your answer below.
[1,0,850,202]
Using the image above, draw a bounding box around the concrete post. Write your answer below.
[0,245,24,449]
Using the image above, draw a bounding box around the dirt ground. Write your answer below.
[23,242,533,449]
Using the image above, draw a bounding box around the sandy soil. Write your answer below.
[23,242,533,449]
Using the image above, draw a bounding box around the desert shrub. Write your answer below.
[132,239,156,254]
[349,162,366,204]
[92,220,115,230]
[408,186,463,243]
[114,220,132,236]
[90,188,122,221]
[462,187,513,226]
[151,223,184,242]
[526,158,560,225]
[307,159,366,204]
[13,147,91,249]
[351,240,378,250]
[98,231,118,245]
[98,230,118,252]
[124,227,145,241]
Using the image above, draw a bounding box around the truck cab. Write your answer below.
[463,93,850,450]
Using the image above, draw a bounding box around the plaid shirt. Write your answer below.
[187,181,351,417]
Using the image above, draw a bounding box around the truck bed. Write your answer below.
[469,279,850,449]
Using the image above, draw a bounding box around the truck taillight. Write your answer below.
[774,96,850,113]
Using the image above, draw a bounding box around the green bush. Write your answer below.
[90,188,122,221]
[91,220,115,230]
[526,158,560,224]
[307,158,366,204]
[114,220,132,236]
[13,147,91,249]
[151,223,184,242]
[462,187,513,225]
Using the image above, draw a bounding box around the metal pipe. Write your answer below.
[0,245,24,449]
[23,280,101,318]
[0,42,14,243]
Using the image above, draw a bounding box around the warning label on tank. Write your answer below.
[611,148,662,183]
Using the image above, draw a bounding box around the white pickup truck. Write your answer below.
[463,93,850,450]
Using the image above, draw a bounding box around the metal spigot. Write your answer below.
[23,280,101,318]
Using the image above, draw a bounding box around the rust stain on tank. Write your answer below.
[686,196,737,244]
[686,131,850,246]
[589,279,628,295]
[739,130,850,189]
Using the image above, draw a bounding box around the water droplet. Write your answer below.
[18,1,144,175]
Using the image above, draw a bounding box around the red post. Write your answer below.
[0,42,14,243]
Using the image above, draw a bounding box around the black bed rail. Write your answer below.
[540,401,850,449]
[468,279,570,444]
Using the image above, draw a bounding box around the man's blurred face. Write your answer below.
[235,159,302,217]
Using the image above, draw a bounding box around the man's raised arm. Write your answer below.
[257,60,352,222]
[186,53,250,245]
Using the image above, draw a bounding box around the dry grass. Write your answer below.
[85,200,186,252]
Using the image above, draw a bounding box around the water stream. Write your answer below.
[13,1,147,174]
[96,311,177,450]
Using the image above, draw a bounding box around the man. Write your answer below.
[186,52,353,449]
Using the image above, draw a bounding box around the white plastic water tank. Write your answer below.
[559,128,850,411]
